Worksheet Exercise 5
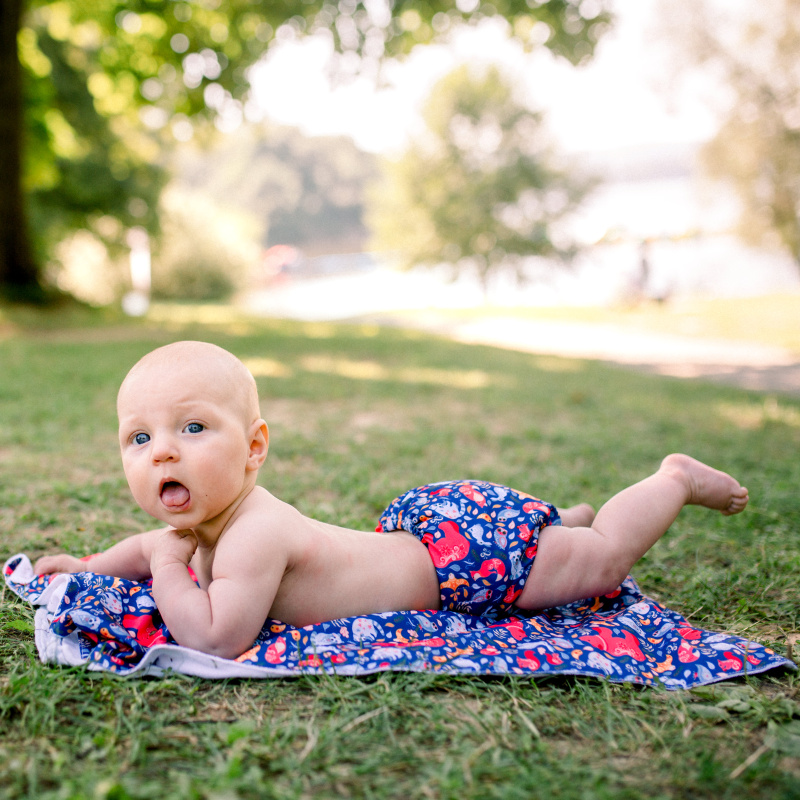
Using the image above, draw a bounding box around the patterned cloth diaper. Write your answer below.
[378,480,561,621]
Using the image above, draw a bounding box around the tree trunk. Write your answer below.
[0,0,41,299]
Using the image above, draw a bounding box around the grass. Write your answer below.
[0,303,798,799]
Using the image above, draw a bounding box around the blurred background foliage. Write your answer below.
[1,0,612,302]
[368,63,591,293]
[173,123,379,255]
[150,186,262,301]
[4,0,800,307]
[659,0,800,268]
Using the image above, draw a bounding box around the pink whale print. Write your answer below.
[523,500,550,515]
[264,636,287,664]
[579,627,646,662]
[428,521,471,568]
[677,641,699,663]
[122,614,168,647]
[458,483,487,506]
[719,651,743,671]
[471,558,506,580]
[517,650,541,670]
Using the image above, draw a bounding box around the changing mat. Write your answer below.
[4,554,794,688]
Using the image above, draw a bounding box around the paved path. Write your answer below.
[242,279,800,396]
[352,312,800,397]
[448,317,800,394]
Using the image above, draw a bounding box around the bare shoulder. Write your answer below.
[211,487,306,578]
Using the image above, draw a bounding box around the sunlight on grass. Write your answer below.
[300,354,507,389]
[145,304,390,343]
[241,356,294,378]
[299,321,339,339]
[146,302,260,335]
[244,353,508,388]
[528,355,584,373]
[717,397,800,430]
[0,319,17,341]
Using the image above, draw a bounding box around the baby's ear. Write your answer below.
[247,420,269,470]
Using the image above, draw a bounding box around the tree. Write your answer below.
[1,0,38,296]
[2,0,613,300]
[174,123,379,254]
[659,0,800,269]
[369,64,590,292]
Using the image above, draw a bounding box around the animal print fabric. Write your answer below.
[4,554,794,687]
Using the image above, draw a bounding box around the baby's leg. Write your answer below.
[517,454,748,611]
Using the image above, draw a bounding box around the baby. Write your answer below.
[35,341,749,660]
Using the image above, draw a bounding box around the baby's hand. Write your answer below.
[151,528,198,573]
[34,554,87,575]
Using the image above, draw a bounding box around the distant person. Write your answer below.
[633,239,669,305]
[34,341,749,659]
[638,239,651,299]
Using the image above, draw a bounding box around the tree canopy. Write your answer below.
[369,63,591,291]
[660,0,800,269]
[1,0,614,300]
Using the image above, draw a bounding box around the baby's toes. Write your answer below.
[722,488,749,515]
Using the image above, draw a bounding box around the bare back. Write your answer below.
[201,486,441,631]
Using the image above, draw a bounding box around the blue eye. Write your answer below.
[133,432,150,445]
[185,422,204,434]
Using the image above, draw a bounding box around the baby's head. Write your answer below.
[117,341,268,529]
[118,341,260,427]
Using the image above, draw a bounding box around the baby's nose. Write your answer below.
[151,435,179,462]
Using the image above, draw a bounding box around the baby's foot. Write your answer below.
[661,454,749,516]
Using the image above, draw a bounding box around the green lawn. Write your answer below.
[0,306,798,799]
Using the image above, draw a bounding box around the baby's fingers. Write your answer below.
[34,554,85,574]
[168,528,198,551]
[153,528,198,566]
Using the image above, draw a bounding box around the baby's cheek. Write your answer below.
[121,462,141,493]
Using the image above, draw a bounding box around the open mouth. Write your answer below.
[160,480,190,510]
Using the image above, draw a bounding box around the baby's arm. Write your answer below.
[150,525,287,659]
[34,529,163,581]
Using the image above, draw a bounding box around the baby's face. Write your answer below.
[117,360,255,531]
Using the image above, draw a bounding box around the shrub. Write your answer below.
[151,188,262,301]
